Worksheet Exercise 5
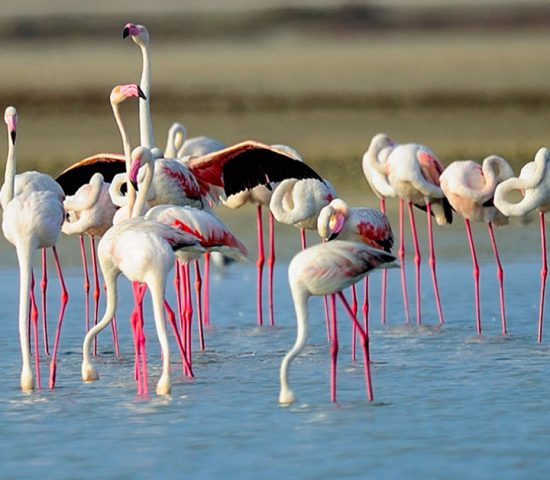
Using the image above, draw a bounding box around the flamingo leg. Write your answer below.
[379,198,388,324]
[256,205,264,326]
[351,284,358,362]
[48,246,68,389]
[487,222,506,336]
[407,202,422,325]
[329,294,338,403]
[538,212,547,343]
[268,211,276,326]
[174,260,183,329]
[426,202,445,325]
[194,260,205,351]
[30,270,41,390]
[363,277,370,335]
[465,219,482,335]
[137,284,148,396]
[79,236,91,334]
[300,229,307,250]
[323,295,331,342]
[203,253,211,327]
[337,292,373,402]
[164,300,194,378]
[40,248,50,356]
[398,199,412,324]
[183,264,193,372]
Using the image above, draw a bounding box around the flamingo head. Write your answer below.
[4,106,17,144]
[317,198,348,241]
[129,146,153,191]
[370,132,396,152]
[122,23,149,46]
[109,84,146,106]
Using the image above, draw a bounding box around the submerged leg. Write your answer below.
[538,212,547,343]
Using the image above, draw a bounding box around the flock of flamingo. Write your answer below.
[2,23,550,405]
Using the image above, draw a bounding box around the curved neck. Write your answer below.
[2,132,16,206]
[494,176,539,217]
[270,180,316,225]
[365,146,388,176]
[64,177,103,211]
[132,161,153,218]
[139,43,155,148]
[112,102,136,216]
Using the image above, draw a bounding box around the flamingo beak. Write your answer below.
[10,130,16,144]
[138,86,146,100]
[130,179,139,191]
[327,232,339,241]
[122,26,130,39]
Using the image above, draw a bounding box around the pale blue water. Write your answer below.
[1,219,550,480]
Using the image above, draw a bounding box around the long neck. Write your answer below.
[3,133,16,206]
[270,179,316,225]
[132,162,153,218]
[139,43,155,149]
[64,178,103,212]
[494,176,540,217]
[279,287,309,400]
[112,102,136,215]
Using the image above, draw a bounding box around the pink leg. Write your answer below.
[268,212,276,326]
[329,294,338,403]
[183,264,193,372]
[256,205,264,326]
[136,284,148,396]
[379,198,388,324]
[79,236,91,333]
[194,260,205,351]
[40,248,50,356]
[323,295,331,341]
[203,253,211,326]
[362,277,370,336]
[426,202,445,325]
[337,292,374,402]
[398,199,412,324]
[465,219,482,335]
[538,212,547,343]
[487,222,506,336]
[351,284,358,362]
[30,270,41,390]
[164,300,194,377]
[300,229,307,250]
[174,260,183,329]
[48,246,69,389]
[407,202,422,325]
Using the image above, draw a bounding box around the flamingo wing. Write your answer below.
[187,140,324,197]
[56,153,126,195]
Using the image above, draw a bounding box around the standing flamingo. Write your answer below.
[362,134,398,324]
[1,106,66,391]
[279,240,396,404]
[81,146,204,395]
[494,147,550,341]
[440,156,514,335]
[366,133,452,326]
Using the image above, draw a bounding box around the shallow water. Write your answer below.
[1,219,550,480]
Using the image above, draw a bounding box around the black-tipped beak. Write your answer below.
[130,180,139,191]
[122,27,130,39]
[10,131,16,144]
[327,232,338,241]
[138,86,146,100]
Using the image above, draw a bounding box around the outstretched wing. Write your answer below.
[55,153,126,195]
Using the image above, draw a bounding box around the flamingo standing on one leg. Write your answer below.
[362,134,399,324]
[279,240,397,405]
[81,146,204,395]
[1,106,66,391]
[494,147,550,341]
[366,133,452,326]
[440,156,514,335]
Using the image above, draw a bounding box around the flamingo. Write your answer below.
[366,133,452,326]
[494,147,550,341]
[81,146,204,395]
[279,240,396,404]
[440,156,513,336]
[362,134,398,325]
[145,204,248,352]
[1,106,66,391]
[62,172,119,351]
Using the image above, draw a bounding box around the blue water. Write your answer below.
[1,219,550,480]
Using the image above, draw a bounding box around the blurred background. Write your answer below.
[1,0,550,193]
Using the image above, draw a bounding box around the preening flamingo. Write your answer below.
[366,133,452,326]
[494,147,550,341]
[362,134,398,324]
[440,156,513,336]
[81,146,204,395]
[279,240,396,404]
[1,106,67,391]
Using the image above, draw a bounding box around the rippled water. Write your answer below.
[1,220,550,479]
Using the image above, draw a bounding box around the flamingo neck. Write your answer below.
[2,134,16,206]
[494,176,540,217]
[132,161,153,218]
[139,43,155,149]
